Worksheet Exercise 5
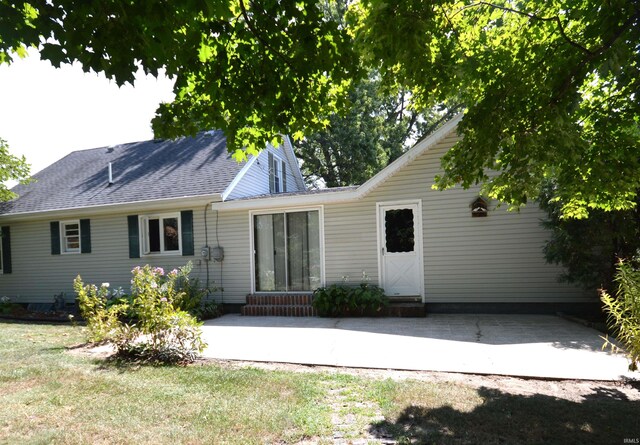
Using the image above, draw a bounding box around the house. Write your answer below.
[0,117,596,314]
[0,131,305,305]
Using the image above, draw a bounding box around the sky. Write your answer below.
[0,50,175,175]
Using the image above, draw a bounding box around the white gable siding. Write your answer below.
[322,131,591,303]
[225,143,304,201]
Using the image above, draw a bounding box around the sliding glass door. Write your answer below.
[254,210,321,292]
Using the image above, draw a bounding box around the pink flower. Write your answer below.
[154,267,165,275]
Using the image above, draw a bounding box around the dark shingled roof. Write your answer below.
[0,131,245,215]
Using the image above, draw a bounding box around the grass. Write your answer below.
[1,321,638,444]
[0,321,331,444]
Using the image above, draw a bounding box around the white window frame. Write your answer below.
[249,206,325,294]
[60,220,81,254]
[139,213,182,256]
[270,154,285,193]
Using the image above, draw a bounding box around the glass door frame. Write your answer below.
[249,206,325,294]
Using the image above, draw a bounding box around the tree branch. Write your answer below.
[454,1,593,55]
[238,0,295,71]
[550,10,639,106]
[416,103,465,142]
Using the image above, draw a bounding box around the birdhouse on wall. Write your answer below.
[471,197,488,217]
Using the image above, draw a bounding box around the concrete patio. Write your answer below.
[201,314,639,381]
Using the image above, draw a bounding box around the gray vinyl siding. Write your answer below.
[322,131,592,303]
[0,209,212,303]
[0,129,592,305]
[208,209,252,303]
[209,129,591,304]
[226,144,304,200]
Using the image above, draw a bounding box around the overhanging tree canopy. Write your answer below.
[1,0,638,216]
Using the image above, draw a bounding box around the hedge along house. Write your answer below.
[0,116,595,314]
[0,131,305,306]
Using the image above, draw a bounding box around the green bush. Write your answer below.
[0,296,11,314]
[313,282,388,317]
[74,264,207,364]
[601,260,640,371]
[74,282,126,343]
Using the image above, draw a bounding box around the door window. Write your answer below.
[385,209,414,253]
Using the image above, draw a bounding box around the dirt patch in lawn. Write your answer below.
[200,358,640,403]
[69,343,640,403]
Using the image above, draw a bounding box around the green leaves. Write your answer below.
[356,0,640,217]
[0,138,31,202]
[601,260,640,371]
[0,0,638,216]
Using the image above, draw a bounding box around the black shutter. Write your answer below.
[282,160,287,192]
[50,221,60,255]
[1,226,11,274]
[181,210,194,256]
[268,152,275,193]
[80,219,91,253]
[127,215,140,258]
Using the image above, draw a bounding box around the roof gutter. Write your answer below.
[211,189,358,211]
[0,193,224,222]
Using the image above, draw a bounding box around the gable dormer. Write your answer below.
[222,136,305,201]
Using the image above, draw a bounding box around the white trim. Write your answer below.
[376,200,425,301]
[221,156,257,201]
[211,114,463,211]
[249,205,325,294]
[283,135,306,191]
[60,219,81,254]
[358,114,462,198]
[139,212,182,256]
[213,189,357,211]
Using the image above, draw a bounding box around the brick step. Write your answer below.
[241,304,317,317]
[246,294,313,306]
[384,303,427,318]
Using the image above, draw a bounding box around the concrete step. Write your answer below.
[385,303,427,317]
[245,294,313,306]
[241,304,317,317]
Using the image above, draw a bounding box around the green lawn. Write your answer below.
[0,321,638,444]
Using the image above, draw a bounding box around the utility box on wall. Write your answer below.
[211,246,224,262]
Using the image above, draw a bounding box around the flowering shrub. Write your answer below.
[74,263,207,363]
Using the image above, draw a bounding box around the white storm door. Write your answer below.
[379,203,422,297]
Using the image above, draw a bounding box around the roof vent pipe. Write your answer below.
[108,162,113,185]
